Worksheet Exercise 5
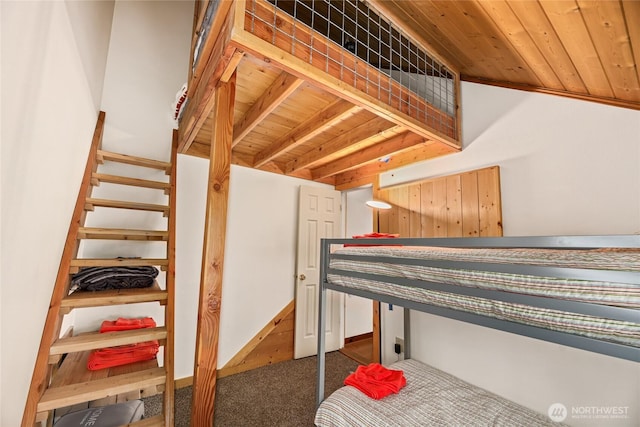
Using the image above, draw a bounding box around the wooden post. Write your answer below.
[371,176,382,363]
[191,73,236,426]
[163,131,178,427]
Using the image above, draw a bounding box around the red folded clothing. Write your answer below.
[99,317,156,332]
[344,363,407,399]
[87,317,159,370]
[87,341,159,371]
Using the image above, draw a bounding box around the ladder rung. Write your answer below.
[92,173,170,193]
[97,150,171,173]
[60,283,167,314]
[85,198,170,216]
[127,415,165,426]
[37,368,166,412]
[78,227,169,241]
[50,327,167,356]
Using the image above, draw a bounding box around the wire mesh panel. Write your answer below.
[244,0,458,140]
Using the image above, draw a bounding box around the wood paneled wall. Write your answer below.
[377,166,503,238]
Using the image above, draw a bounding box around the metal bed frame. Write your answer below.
[316,235,640,406]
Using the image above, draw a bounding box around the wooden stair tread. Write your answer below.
[50,327,167,356]
[78,227,169,241]
[70,258,169,269]
[97,150,171,172]
[92,173,170,192]
[49,351,161,389]
[38,366,165,412]
[61,283,167,314]
[85,198,169,215]
[127,415,165,426]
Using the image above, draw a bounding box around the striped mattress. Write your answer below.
[315,358,559,427]
[328,246,640,348]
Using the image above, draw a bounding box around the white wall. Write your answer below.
[176,160,334,375]
[0,1,114,425]
[380,82,640,426]
[344,188,373,338]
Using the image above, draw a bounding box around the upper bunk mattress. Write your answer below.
[327,246,640,348]
[315,358,559,427]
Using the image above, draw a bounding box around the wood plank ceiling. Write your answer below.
[185,54,459,189]
[371,0,640,110]
[184,0,639,189]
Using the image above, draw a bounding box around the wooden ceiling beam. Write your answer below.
[334,142,458,191]
[253,100,359,168]
[179,3,236,154]
[187,0,234,98]
[232,72,303,148]
[311,131,427,180]
[285,118,397,174]
[220,51,245,83]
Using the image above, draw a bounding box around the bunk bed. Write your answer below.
[315,235,640,426]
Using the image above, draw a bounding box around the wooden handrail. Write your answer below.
[162,130,179,426]
[22,111,106,426]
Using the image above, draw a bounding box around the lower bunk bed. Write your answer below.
[315,358,555,426]
[315,235,640,426]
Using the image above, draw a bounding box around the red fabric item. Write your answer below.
[344,232,402,247]
[344,363,407,399]
[99,317,156,332]
[87,341,159,371]
[352,232,400,239]
[87,317,159,370]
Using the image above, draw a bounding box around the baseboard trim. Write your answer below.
[344,332,373,344]
[175,376,193,389]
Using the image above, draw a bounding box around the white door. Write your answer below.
[294,185,342,359]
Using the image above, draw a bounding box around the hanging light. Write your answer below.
[365,200,392,209]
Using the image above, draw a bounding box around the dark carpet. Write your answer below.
[143,351,360,426]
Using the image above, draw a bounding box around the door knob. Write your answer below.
[299,274,306,280]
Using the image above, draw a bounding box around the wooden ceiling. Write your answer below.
[184,55,459,189]
[181,0,638,190]
[371,0,640,110]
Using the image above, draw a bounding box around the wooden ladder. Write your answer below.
[21,111,176,426]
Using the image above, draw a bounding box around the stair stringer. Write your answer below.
[22,111,106,426]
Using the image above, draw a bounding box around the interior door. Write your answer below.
[294,185,342,359]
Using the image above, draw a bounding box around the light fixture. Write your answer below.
[366,200,392,209]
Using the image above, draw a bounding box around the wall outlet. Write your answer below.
[395,337,404,354]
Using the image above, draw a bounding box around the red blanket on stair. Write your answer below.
[87,317,159,371]
[344,363,407,400]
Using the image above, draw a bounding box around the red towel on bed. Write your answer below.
[99,317,156,332]
[87,341,159,370]
[87,317,159,370]
[344,363,407,399]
